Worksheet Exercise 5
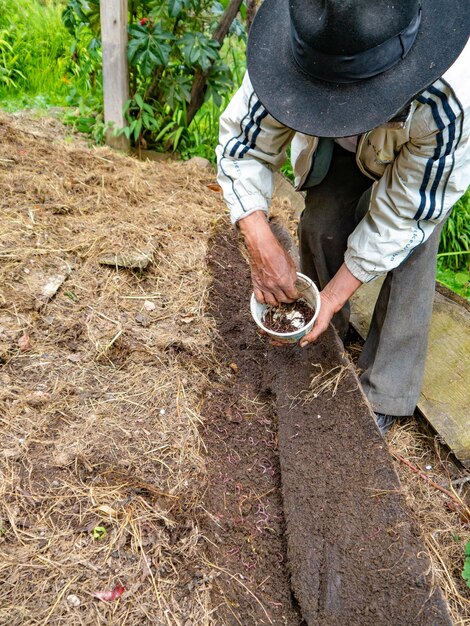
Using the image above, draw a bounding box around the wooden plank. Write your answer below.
[100,0,129,152]
[351,280,470,467]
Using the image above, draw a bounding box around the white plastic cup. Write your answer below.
[250,272,321,344]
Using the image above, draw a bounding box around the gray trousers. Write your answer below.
[298,145,443,416]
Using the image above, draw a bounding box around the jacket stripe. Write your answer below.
[415,85,460,220]
[222,90,256,158]
[229,100,262,157]
[239,109,269,157]
[228,100,268,159]
[426,84,458,219]
[439,79,464,220]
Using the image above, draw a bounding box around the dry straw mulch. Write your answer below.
[0,113,224,625]
[0,111,468,625]
[389,421,470,625]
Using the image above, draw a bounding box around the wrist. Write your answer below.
[237,210,280,255]
[237,210,269,238]
[322,262,362,313]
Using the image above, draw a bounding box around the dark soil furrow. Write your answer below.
[204,225,453,626]
[266,322,453,625]
[202,228,304,625]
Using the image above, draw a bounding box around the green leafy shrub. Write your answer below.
[62,0,247,157]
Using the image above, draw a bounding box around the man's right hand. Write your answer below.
[238,211,299,306]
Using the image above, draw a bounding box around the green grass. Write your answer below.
[0,0,73,108]
[437,189,469,300]
[436,265,470,300]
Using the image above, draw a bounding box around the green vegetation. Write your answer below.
[60,0,247,158]
[0,0,73,109]
[437,189,470,299]
[463,541,470,589]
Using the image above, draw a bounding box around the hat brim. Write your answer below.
[247,0,469,137]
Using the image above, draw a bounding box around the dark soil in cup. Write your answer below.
[262,299,314,333]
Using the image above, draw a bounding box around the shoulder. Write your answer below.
[441,38,470,111]
[410,57,470,140]
[411,39,469,137]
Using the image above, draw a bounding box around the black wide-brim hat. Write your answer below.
[247,0,469,137]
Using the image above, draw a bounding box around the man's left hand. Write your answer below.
[299,262,363,348]
[299,291,338,347]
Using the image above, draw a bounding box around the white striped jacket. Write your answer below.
[216,40,469,283]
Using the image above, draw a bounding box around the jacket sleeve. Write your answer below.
[216,72,295,224]
[345,80,470,283]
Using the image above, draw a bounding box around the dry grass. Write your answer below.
[388,420,470,624]
[287,362,357,408]
[0,112,224,625]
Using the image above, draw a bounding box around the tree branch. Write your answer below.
[186,0,244,126]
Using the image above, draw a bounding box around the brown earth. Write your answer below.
[0,113,467,625]
[203,230,304,625]
[205,228,452,625]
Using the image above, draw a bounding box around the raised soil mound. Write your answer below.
[207,228,452,625]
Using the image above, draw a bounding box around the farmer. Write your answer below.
[217,0,470,435]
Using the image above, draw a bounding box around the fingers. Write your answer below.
[299,324,324,348]
[253,277,299,306]
[253,286,295,307]
[298,289,338,348]
[299,307,329,347]
[283,279,300,301]
[253,287,266,304]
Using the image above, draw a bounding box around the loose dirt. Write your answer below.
[206,228,452,625]
[203,230,304,625]
[262,300,314,334]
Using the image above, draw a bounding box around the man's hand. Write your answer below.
[238,211,298,306]
[299,262,362,347]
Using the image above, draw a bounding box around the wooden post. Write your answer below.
[100,0,130,152]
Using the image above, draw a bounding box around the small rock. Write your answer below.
[17,334,31,352]
[41,274,69,300]
[3,448,20,460]
[67,594,81,608]
[98,250,153,270]
[135,312,149,327]
[26,391,50,406]
[54,452,71,467]
[184,156,213,171]
[143,300,156,312]
[180,315,195,324]
[68,353,81,363]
